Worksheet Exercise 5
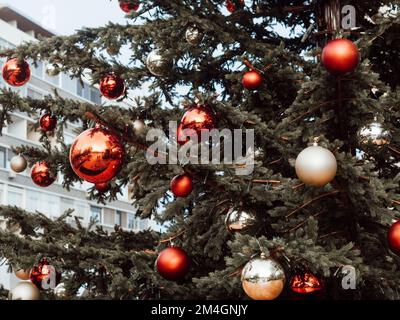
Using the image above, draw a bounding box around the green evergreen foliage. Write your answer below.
[0,0,399,299]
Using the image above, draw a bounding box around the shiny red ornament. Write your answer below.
[387,221,400,256]
[170,174,193,198]
[242,70,263,90]
[226,0,244,13]
[156,246,190,281]
[2,58,31,87]
[95,182,110,193]
[177,105,216,145]
[119,0,139,13]
[39,113,57,132]
[321,39,360,75]
[31,161,56,188]
[30,258,61,290]
[290,272,323,294]
[100,74,125,100]
[69,127,125,184]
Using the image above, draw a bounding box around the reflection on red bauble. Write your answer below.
[39,113,57,132]
[388,221,400,256]
[119,0,139,13]
[2,58,31,87]
[226,0,245,13]
[290,271,323,294]
[242,70,263,90]
[95,182,110,193]
[156,246,190,281]
[69,127,125,184]
[177,105,216,145]
[31,161,56,187]
[321,39,359,75]
[100,74,125,100]
[30,258,61,290]
[170,174,193,198]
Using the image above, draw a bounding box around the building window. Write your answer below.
[115,211,122,226]
[61,73,76,93]
[27,88,44,100]
[8,186,23,207]
[0,147,6,168]
[26,190,41,213]
[0,183,4,205]
[90,88,102,104]
[127,213,135,230]
[32,61,43,78]
[90,206,102,224]
[140,219,148,230]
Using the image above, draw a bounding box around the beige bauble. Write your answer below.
[295,143,337,187]
[146,49,171,76]
[241,256,285,300]
[45,64,61,77]
[10,155,27,173]
[185,26,203,45]
[133,119,146,134]
[225,208,256,232]
[14,268,31,281]
[10,282,40,300]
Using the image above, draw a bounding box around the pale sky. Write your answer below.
[1,0,127,35]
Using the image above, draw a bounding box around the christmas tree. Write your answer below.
[0,0,399,300]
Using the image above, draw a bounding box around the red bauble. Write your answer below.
[156,246,190,281]
[119,0,139,13]
[242,70,263,90]
[387,221,400,256]
[69,127,125,184]
[39,113,57,132]
[226,0,245,13]
[321,39,360,75]
[290,272,323,294]
[100,74,125,100]
[95,182,110,193]
[31,161,56,187]
[177,105,216,145]
[170,174,193,198]
[30,259,61,290]
[2,58,31,87]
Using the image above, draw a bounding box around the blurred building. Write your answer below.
[0,5,156,291]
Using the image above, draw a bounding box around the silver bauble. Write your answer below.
[241,256,285,300]
[45,63,61,77]
[14,268,31,281]
[10,282,40,300]
[185,26,203,45]
[358,122,390,146]
[295,143,337,187]
[133,119,146,134]
[10,155,27,173]
[225,208,256,232]
[146,49,171,76]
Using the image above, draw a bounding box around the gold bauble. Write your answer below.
[10,155,27,173]
[225,208,256,232]
[185,26,203,45]
[357,122,390,146]
[45,63,61,77]
[295,143,337,187]
[10,282,40,300]
[146,49,171,76]
[241,256,286,300]
[14,268,31,281]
